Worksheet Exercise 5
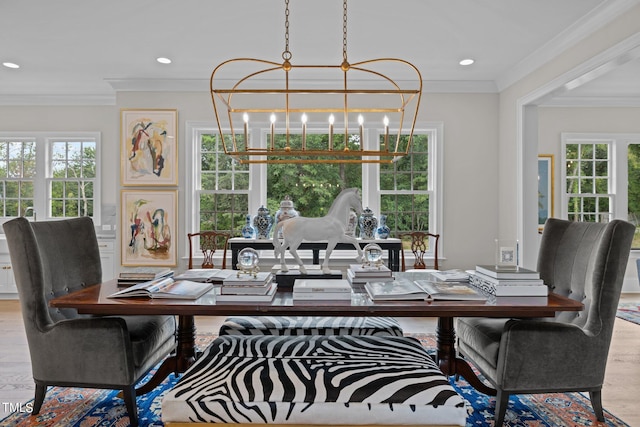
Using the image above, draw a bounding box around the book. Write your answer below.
[118,267,174,280]
[221,276,274,295]
[293,291,352,301]
[472,271,544,287]
[222,271,273,286]
[429,269,470,282]
[215,282,278,302]
[469,273,548,296]
[475,265,540,280]
[108,277,214,300]
[364,279,430,301]
[414,280,487,300]
[173,268,236,283]
[293,279,352,300]
[348,264,393,277]
[365,279,486,301]
[346,268,394,285]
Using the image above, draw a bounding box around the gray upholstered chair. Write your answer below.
[457,218,634,426]
[2,217,177,427]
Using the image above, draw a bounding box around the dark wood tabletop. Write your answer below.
[50,277,583,318]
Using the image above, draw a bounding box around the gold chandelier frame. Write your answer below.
[210,0,422,164]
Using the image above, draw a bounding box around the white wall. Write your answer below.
[0,90,499,272]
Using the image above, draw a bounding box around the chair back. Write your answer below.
[188,231,230,269]
[2,217,102,329]
[537,218,634,337]
[400,231,440,271]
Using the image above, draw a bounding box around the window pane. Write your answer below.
[628,144,640,248]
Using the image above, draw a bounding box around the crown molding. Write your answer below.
[496,0,639,91]
[0,93,116,106]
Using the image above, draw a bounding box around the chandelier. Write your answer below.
[210,0,422,164]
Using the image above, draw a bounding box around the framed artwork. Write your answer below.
[121,109,178,186]
[121,190,177,266]
[538,154,554,228]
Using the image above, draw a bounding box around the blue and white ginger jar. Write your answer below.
[359,207,378,240]
[252,205,273,239]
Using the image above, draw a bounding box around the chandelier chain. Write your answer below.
[342,0,348,61]
[282,0,292,61]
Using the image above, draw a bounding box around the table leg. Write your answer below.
[436,317,496,396]
[136,315,197,395]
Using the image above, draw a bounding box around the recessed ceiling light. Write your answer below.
[2,62,20,69]
[156,57,172,64]
[459,59,475,66]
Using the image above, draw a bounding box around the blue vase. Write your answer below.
[376,214,390,239]
[359,207,378,240]
[252,205,273,239]
[241,214,255,239]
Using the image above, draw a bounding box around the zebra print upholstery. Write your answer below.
[219,316,403,336]
[162,335,466,425]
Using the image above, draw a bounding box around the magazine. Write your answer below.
[108,277,214,300]
[429,269,470,282]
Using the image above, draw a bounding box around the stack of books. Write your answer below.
[217,272,277,302]
[117,267,174,286]
[469,265,548,296]
[346,264,393,285]
[293,279,353,301]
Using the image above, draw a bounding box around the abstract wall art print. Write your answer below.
[121,190,177,266]
[121,109,178,186]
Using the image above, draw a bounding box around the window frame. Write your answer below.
[561,132,640,225]
[0,131,101,226]
[185,121,443,261]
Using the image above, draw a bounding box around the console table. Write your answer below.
[229,237,403,271]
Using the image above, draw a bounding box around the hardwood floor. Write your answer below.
[1,298,639,425]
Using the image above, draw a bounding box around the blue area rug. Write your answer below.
[1,333,630,427]
[616,301,640,325]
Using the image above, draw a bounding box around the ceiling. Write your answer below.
[1,0,639,106]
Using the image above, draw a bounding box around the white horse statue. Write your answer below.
[273,188,364,274]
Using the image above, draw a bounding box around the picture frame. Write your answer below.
[121,190,177,266]
[121,109,178,186]
[538,154,554,228]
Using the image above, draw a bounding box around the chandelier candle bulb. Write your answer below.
[243,113,249,150]
[328,114,335,150]
[270,113,276,150]
[358,115,364,151]
[301,113,307,150]
[383,116,389,151]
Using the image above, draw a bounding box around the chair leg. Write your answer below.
[122,385,139,427]
[493,390,510,426]
[589,390,605,422]
[32,383,47,414]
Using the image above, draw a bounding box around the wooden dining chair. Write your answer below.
[188,231,231,269]
[399,231,440,271]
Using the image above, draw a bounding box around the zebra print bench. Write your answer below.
[219,315,403,336]
[162,335,466,426]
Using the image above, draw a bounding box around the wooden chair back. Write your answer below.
[188,231,231,269]
[399,231,440,271]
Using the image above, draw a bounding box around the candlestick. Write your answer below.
[270,113,276,150]
[328,114,335,150]
[301,113,307,150]
[383,116,389,151]
[243,113,249,150]
[358,115,364,150]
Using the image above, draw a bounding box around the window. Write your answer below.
[562,133,640,248]
[186,122,442,256]
[0,139,35,218]
[186,127,249,234]
[0,132,100,224]
[563,140,612,223]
